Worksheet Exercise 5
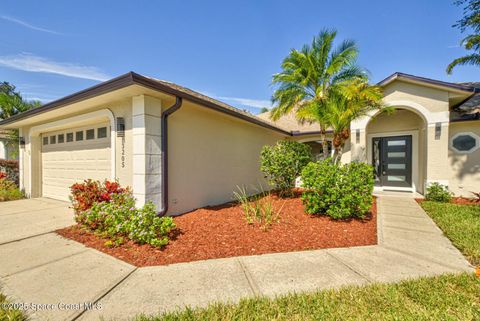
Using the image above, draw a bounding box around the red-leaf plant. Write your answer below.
[70,179,126,214]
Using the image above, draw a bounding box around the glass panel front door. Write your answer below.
[372,135,412,188]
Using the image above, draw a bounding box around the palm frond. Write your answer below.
[446,53,480,74]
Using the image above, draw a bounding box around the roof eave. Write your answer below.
[377,72,477,94]
[0,72,291,136]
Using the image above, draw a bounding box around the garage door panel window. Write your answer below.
[41,122,111,201]
[86,129,95,140]
[97,127,107,139]
[50,136,56,144]
[43,137,48,145]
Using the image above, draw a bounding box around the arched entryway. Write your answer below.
[366,108,427,194]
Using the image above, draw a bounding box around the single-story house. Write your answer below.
[0,72,478,215]
[0,130,18,160]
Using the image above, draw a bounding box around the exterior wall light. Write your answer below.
[435,122,441,140]
[116,117,125,137]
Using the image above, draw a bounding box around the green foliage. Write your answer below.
[425,183,453,203]
[0,292,27,321]
[421,201,480,266]
[270,29,367,159]
[447,0,480,73]
[73,182,176,248]
[0,82,41,120]
[260,140,312,194]
[233,186,283,231]
[0,176,24,202]
[301,159,374,219]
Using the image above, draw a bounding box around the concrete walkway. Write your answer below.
[0,197,474,321]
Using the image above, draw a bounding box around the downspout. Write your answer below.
[157,96,183,216]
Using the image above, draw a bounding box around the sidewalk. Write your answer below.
[0,197,474,321]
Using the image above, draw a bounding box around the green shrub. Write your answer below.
[73,182,176,248]
[301,159,374,219]
[0,176,24,202]
[260,140,312,194]
[425,183,453,203]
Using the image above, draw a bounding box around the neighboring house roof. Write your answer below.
[451,82,480,122]
[257,110,328,135]
[0,72,292,135]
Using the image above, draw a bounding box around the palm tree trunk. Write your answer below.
[320,127,329,160]
[334,146,343,164]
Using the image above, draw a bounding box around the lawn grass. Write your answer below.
[137,273,480,321]
[420,201,480,266]
[0,292,26,321]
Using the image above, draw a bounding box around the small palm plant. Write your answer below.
[270,29,365,159]
[325,79,384,163]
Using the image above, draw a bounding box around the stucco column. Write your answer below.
[424,121,450,188]
[132,95,163,208]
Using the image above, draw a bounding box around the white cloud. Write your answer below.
[1,15,62,35]
[0,53,110,81]
[196,89,272,110]
[216,96,272,109]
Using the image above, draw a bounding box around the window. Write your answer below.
[66,133,74,142]
[58,134,65,144]
[76,131,84,141]
[451,132,479,153]
[50,136,56,144]
[97,127,107,138]
[43,137,48,145]
[86,129,95,140]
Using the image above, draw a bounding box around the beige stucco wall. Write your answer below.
[18,99,133,197]
[350,80,456,194]
[448,121,480,196]
[167,100,286,215]
[382,81,450,113]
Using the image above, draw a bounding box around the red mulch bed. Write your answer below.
[57,195,377,267]
[416,197,480,206]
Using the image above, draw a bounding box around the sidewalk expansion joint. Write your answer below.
[3,250,90,278]
[382,225,440,234]
[381,245,474,272]
[0,231,56,246]
[71,266,139,321]
[325,251,374,283]
[236,258,261,297]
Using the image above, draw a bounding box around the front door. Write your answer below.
[372,135,412,188]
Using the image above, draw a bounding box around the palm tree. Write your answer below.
[446,36,480,74]
[270,29,366,159]
[446,0,480,74]
[325,79,384,163]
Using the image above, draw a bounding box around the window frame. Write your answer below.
[450,132,480,154]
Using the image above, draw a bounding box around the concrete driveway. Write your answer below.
[0,198,75,244]
[0,196,475,321]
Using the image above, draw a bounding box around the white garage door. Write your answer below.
[41,123,111,201]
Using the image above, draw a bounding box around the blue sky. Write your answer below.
[0,0,477,114]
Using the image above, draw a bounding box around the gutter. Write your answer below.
[157,97,183,217]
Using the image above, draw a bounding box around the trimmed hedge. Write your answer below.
[260,141,312,194]
[301,159,374,219]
